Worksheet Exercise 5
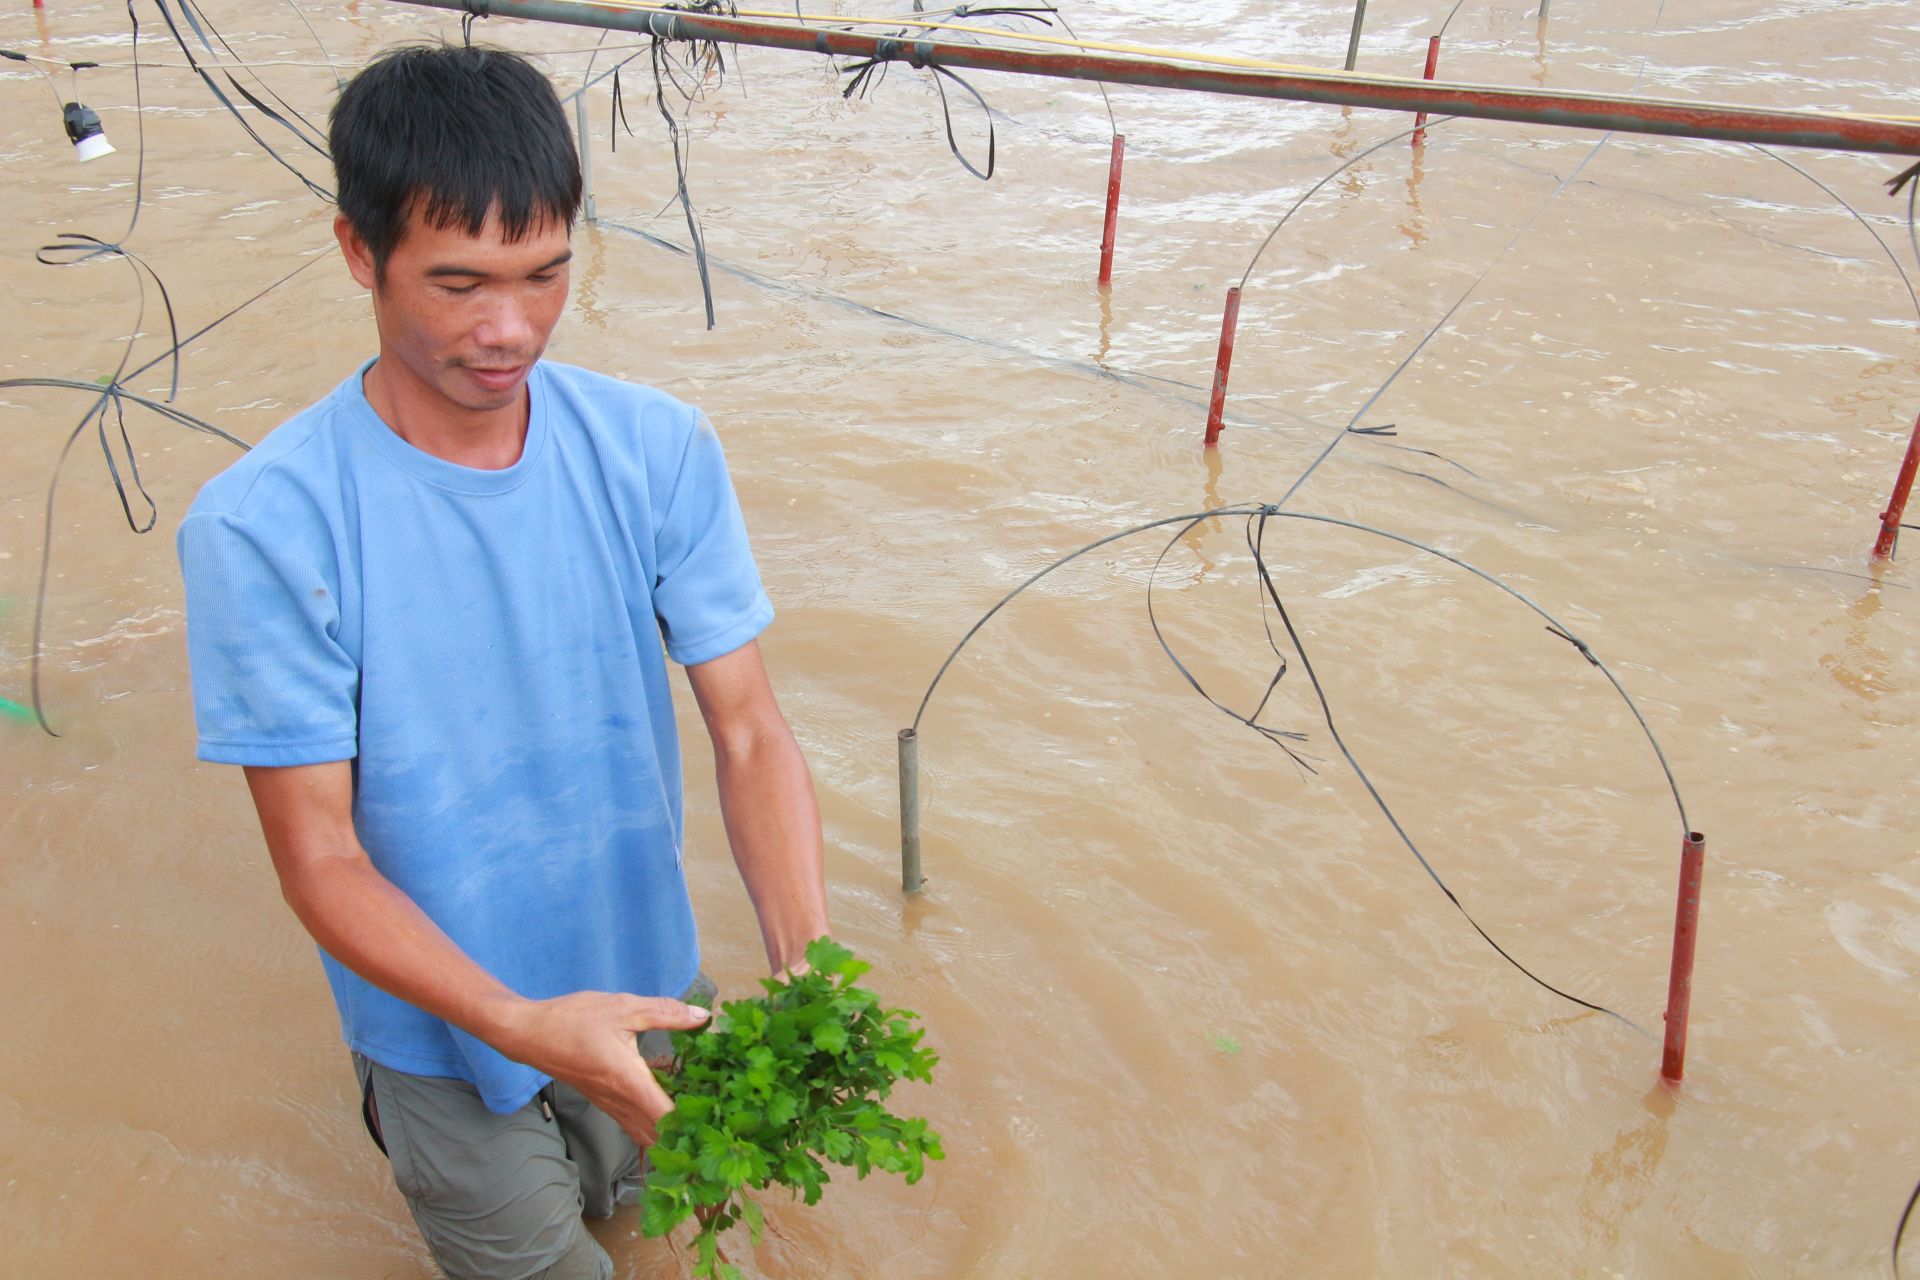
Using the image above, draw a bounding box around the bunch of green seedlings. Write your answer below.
[641,937,943,1279]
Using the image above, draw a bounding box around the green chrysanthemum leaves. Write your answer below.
[640,938,943,1277]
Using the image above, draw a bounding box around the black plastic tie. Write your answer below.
[1544,624,1600,667]
[459,2,491,46]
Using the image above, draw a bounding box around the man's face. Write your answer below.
[337,205,573,417]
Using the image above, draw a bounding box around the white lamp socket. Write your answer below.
[72,131,115,162]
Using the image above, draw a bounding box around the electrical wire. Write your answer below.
[1046,7,1115,137]
[597,214,1224,407]
[645,1,742,329]
[1235,134,1920,513]
[1239,114,1460,291]
[0,48,72,113]
[1226,44,1917,559]
[1239,508,1653,1033]
[1274,128,1611,507]
[1145,511,1314,774]
[837,5,1069,181]
[911,500,1682,1034]
[1898,1176,1920,1280]
[841,41,999,180]
[7,249,326,737]
[281,0,343,89]
[171,0,330,152]
[152,0,334,201]
[1235,3,1672,486]
[8,5,332,733]
[1755,147,1920,325]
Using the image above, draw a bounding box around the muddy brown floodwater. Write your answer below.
[4,1,1919,1276]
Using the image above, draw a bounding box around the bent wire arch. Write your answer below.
[1227,117,1920,442]
[910,502,1686,834]
[908,500,1693,1034]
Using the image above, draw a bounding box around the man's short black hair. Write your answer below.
[329,44,582,275]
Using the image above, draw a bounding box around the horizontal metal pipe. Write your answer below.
[394,0,1920,156]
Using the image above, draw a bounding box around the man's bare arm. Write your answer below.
[243,761,707,1144]
[684,640,830,974]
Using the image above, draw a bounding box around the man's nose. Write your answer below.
[473,293,536,352]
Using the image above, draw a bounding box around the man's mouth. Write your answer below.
[463,363,528,392]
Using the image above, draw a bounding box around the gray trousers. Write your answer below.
[353,974,716,1280]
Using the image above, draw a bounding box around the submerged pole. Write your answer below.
[1204,285,1242,447]
[1413,35,1441,146]
[898,728,924,894]
[1659,831,1707,1084]
[1343,0,1367,72]
[573,87,597,224]
[1098,133,1126,286]
[1872,408,1920,560]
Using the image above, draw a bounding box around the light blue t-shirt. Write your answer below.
[177,359,773,1113]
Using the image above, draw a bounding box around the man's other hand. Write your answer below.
[496,992,711,1147]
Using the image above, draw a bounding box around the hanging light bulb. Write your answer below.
[1,51,115,162]
[62,100,113,161]
[62,60,111,162]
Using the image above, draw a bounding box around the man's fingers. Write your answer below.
[618,996,713,1034]
[618,1109,661,1149]
[612,1064,678,1148]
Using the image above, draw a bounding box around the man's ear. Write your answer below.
[335,213,379,291]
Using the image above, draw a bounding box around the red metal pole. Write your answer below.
[1872,408,1920,560]
[1660,831,1707,1084]
[1204,286,1241,447]
[1098,133,1126,286]
[1412,35,1441,146]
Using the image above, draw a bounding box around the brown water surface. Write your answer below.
[3,1,1918,1276]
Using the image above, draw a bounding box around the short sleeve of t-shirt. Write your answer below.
[650,411,774,666]
[177,510,360,766]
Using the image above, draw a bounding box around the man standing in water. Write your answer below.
[176,45,829,1278]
